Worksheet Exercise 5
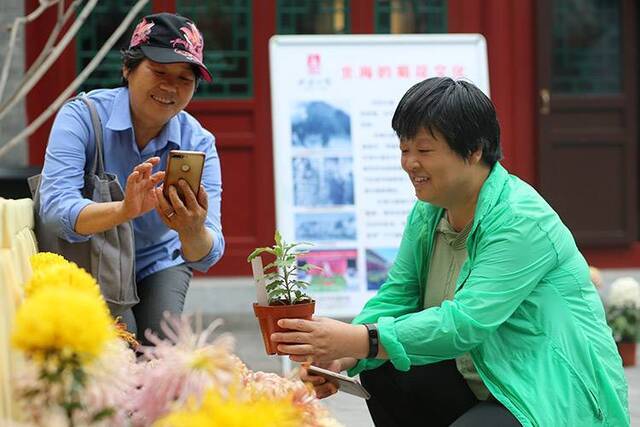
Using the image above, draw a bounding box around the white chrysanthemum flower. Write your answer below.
[82,338,138,426]
[608,277,640,308]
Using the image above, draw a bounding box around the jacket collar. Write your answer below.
[470,161,509,234]
[417,162,508,241]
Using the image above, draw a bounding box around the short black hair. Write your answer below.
[391,77,502,166]
[120,47,201,88]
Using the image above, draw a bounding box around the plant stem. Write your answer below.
[67,407,75,427]
[283,264,291,304]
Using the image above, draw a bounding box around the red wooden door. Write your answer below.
[537,0,637,246]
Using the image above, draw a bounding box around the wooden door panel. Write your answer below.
[549,97,626,129]
[187,100,262,274]
[218,147,259,274]
[544,144,626,241]
[537,0,637,246]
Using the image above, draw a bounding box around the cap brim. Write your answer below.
[140,45,212,82]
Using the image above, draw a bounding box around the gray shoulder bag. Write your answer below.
[28,96,138,315]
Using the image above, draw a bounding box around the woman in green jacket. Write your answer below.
[271,77,630,426]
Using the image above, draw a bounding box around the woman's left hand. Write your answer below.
[155,181,213,261]
[155,180,208,234]
[271,317,369,363]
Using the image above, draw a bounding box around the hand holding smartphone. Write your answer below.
[306,365,370,399]
[163,150,205,202]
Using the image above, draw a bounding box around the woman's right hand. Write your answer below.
[121,157,165,220]
[300,357,358,399]
[300,359,342,399]
[74,157,164,235]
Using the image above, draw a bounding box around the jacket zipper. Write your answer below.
[472,355,532,426]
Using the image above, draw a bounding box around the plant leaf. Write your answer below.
[247,247,276,262]
[92,408,116,422]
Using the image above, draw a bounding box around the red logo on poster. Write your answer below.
[307,54,321,74]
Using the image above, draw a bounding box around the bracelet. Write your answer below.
[364,323,379,359]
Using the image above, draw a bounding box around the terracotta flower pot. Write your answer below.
[616,341,637,367]
[253,301,315,355]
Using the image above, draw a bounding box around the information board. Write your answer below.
[270,34,489,316]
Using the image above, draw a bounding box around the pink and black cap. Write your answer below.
[128,13,212,82]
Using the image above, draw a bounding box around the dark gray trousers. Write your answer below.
[360,360,521,427]
[119,263,192,345]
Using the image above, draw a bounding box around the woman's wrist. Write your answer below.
[349,324,371,360]
[337,357,358,372]
[76,201,130,235]
[116,200,134,223]
[179,226,213,262]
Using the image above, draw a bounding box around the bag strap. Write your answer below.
[66,95,105,177]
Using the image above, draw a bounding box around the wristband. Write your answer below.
[364,323,379,359]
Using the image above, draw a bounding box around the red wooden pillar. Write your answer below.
[153,0,175,13]
[25,0,77,165]
[351,0,375,34]
[448,0,537,185]
[249,0,278,267]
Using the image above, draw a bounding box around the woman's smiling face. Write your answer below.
[400,127,476,207]
[123,59,196,130]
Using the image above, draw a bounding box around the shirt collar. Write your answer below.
[105,87,183,149]
[106,87,133,131]
[437,215,473,250]
[154,116,182,150]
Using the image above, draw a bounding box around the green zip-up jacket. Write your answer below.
[348,163,629,426]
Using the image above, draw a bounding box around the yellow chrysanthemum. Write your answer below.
[154,389,303,427]
[24,257,102,299]
[11,286,116,361]
[30,252,70,271]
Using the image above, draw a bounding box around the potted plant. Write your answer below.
[605,277,640,366]
[247,231,318,355]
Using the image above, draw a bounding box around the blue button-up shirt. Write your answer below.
[39,87,224,280]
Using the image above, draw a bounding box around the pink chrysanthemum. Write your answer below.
[129,314,237,426]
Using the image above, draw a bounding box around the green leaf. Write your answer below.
[606,305,640,342]
[299,263,321,272]
[62,401,83,412]
[266,280,283,291]
[21,388,40,399]
[263,261,277,271]
[296,280,310,289]
[294,290,310,300]
[306,262,322,271]
[275,259,289,268]
[247,247,275,262]
[92,408,115,422]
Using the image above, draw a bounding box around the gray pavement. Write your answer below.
[185,271,640,427]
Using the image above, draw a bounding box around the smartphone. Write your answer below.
[163,150,205,201]
[306,365,371,399]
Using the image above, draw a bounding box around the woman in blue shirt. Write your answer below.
[38,13,224,343]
